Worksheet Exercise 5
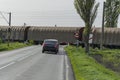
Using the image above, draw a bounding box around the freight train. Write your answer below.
[0,26,120,48]
[0,26,79,44]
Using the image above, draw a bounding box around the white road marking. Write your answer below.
[0,47,40,70]
[61,47,68,80]
[17,48,41,62]
[62,48,69,80]
[17,55,30,61]
[60,53,64,80]
[17,52,36,61]
[0,52,37,70]
[65,55,69,80]
[0,62,15,70]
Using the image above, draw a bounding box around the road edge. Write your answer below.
[63,50,75,80]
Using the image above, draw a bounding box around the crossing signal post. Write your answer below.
[74,32,79,39]
[74,32,79,47]
[74,27,85,47]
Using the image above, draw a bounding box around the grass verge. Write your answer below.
[90,48,120,74]
[0,42,31,51]
[64,46,120,80]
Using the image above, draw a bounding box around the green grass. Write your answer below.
[0,42,31,51]
[65,46,120,80]
[90,48,120,74]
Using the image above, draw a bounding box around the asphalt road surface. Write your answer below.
[0,45,74,80]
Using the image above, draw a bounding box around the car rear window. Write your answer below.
[44,41,57,44]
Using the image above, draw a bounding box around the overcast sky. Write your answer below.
[0,0,76,12]
[0,0,119,27]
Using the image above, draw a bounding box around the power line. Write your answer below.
[0,11,9,24]
[0,11,11,26]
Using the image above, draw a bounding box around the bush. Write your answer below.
[29,40,34,44]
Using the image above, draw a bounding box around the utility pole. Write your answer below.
[9,12,11,26]
[24,23,27,27]
[8,12,12,46]
[0,11,12,46]
[100,2,105,50]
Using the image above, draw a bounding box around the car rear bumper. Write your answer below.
[43,47,58,52]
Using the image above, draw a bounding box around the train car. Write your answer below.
[76,27,120,48]
[0,26,9,42]
[27,26,80,44]
[93,28,120,48]
[10,26,27,41]
[0,26,30,42]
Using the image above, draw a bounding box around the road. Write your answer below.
[0,45,74,80]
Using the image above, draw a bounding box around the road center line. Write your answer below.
[17,52,37,62]
[0,46,40,70]
[0,62,15,70]
[17,55,31,61]
[17,47,41,62]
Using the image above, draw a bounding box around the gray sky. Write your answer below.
[0,0,75,12]
[0,0,119,27]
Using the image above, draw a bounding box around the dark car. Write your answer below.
[42,39,59,54]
